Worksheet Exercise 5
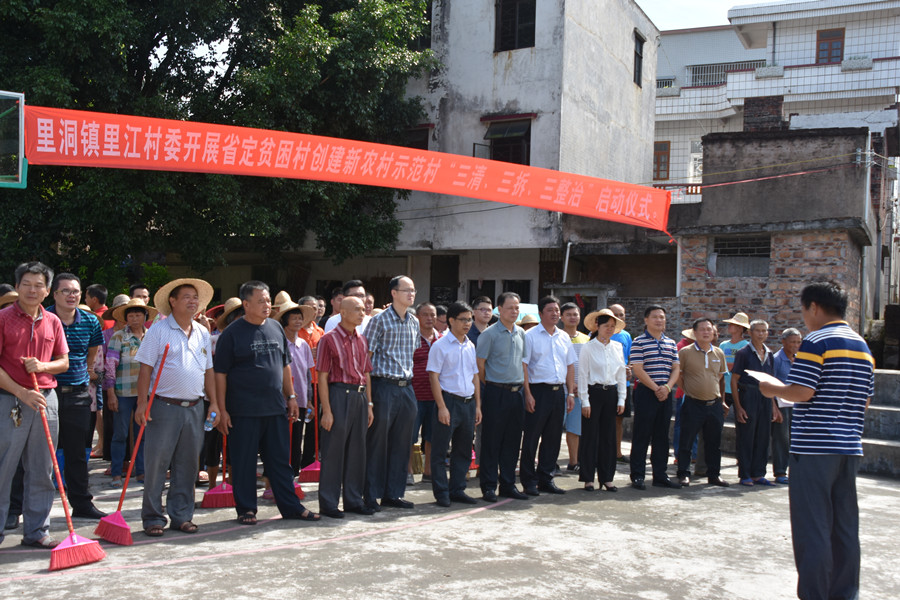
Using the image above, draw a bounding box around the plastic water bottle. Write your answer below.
[304,407,313,423]
[204,411,217,432]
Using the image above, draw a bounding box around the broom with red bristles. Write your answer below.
[30,372,106,571]
[95,344,169,545]
[201,433,235,508]
[297,381,320,483]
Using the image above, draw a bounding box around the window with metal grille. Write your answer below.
[713,236,770,277]
[495,0,536,52]
[816,29,844,64]
[653,141,670,180]
[685,60,766,86]
[484,119,531,165]
[634,32,645,87]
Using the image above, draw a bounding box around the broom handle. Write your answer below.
[117,343,169,511]
[32,372,76,536]
[313,380,319,458]
[222,434,227,484]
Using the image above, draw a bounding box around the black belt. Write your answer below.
[373,376,411,387]
[486,381,523,393]
[687,395,719,406]
[332,382,367,394]
[444,391,475,404]
[57,384,88,394]
[532,383,564,391]
[589,383,616,391]
[157,395,203,408]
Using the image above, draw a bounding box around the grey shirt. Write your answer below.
[475,321,526,384]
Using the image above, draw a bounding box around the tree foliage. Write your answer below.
[0,0,432,281]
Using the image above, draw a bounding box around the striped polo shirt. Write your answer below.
[47,306,103,386]
[629,330,679,385]
[786,321,874,455]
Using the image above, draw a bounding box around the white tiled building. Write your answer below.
[654,0,900,203]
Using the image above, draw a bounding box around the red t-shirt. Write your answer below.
[298,323,325,380]
[0,303,69,389]
[316,323,372,386]
[412,330,441,402]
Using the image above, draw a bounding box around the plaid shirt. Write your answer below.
[364,305,419,379]
[104,327,146,396]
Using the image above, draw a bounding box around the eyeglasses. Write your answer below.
[55,289,81,296]
[453,318,473,324]
[396,289,416,294]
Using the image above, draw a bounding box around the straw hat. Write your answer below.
[681,328,696,341]
[270,291,293,320]
[584,308,625,334]
[517,313,540,328]
[102,294,131,321]
[154,278,214,316]
[277,301,317,326]
[78,304,93,313]
[215,297,244,331]
[205,303,225,320]
[0,291,18,310]
[112,298,158,325]
[723,312,751,330]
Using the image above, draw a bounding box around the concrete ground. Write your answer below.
[1,441,899,600]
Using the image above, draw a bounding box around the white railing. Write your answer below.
[685,60,766,87]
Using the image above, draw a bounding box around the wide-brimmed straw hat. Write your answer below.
[276,301,316,326]
[154,278,214,316]
[681,328,696,341]
[270,291,293,320]
[215,297,244,331]
[0,291,18,310]
[584,308,626,334]
[206,303,225,320]
[723,312,751,329]
[517,314,540,328]
[112,298,158,325]
[102,294,131,321]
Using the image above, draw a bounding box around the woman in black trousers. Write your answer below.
[578,309,627,491]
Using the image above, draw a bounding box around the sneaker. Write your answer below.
[406,473,415,486]
[566,464,580,473]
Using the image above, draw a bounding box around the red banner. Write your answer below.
[24,105,670,231]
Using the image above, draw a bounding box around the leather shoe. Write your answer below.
[320,507,345,519]
[523,486,540,496]
[449,493,478,505]
[364,499,382,512]
[708,476,730,487]
[5,513,20,530]
[678,476,690,487]
[482,490,498,503]
[631,479,646,490]
[652,478,682,489]
[345,505,376,516]
[72,505,107,520]
[538,482,566,495]
[435,497,451,507]
[381,497,415,509]
[498,487,529,500]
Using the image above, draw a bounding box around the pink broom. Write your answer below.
[95,344,169,545]
[31,372,106,571]
[201,434,235,508]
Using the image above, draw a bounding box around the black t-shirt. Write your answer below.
[213,318,292,417]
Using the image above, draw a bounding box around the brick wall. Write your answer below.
[678,230,863,337]
[743,95,788,133]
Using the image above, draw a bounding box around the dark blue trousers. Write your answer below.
[365,379,416,502]
[677,397,724,479]
[479,383,524,493]
[430,392,476,501]
[519,383,565,489]
[735,386,771,480]
[629,384,673,483]
[229,414,307,518]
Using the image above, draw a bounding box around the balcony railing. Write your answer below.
[653,183,702,204]
[685,60,766,87]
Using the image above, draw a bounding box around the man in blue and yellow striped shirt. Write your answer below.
[760,281,874,600]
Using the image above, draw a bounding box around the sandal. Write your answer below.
[172,521,199,533]
[238,512,258,525]
[21,536,60,549]
[285,509,320,522]
[109,478,123,488]
[754,477,776,487]
[144,525,165,537]
[740,478,754,486]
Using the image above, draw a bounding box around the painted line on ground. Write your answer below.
[0,499,513,582]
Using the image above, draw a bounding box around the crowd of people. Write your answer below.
[0,262,873,599]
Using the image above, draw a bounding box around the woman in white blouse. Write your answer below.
[578,309,627,491]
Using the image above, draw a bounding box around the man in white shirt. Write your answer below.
[323,280,370,334]
[520,296,575,495]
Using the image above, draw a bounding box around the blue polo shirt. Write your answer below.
[47,306,103,386]
[629,330,678,385]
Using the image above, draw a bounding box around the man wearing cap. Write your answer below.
[316,296,375,518]
[363,275,419,510]
[720,312,750,414]
[324,280,370,334]
[136,278,219,536]
[103,298,157,487]
[629,305,681,490]
[0,262,69,549]
[675,318,729,487]
[520,296,575,496]
[214,281,319,524]
[477,292,529,502]
[427,301,481,506]
[46,273,107,520]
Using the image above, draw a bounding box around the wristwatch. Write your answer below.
[288,393,297,400]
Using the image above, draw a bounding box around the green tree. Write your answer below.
[0,0,432,282]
